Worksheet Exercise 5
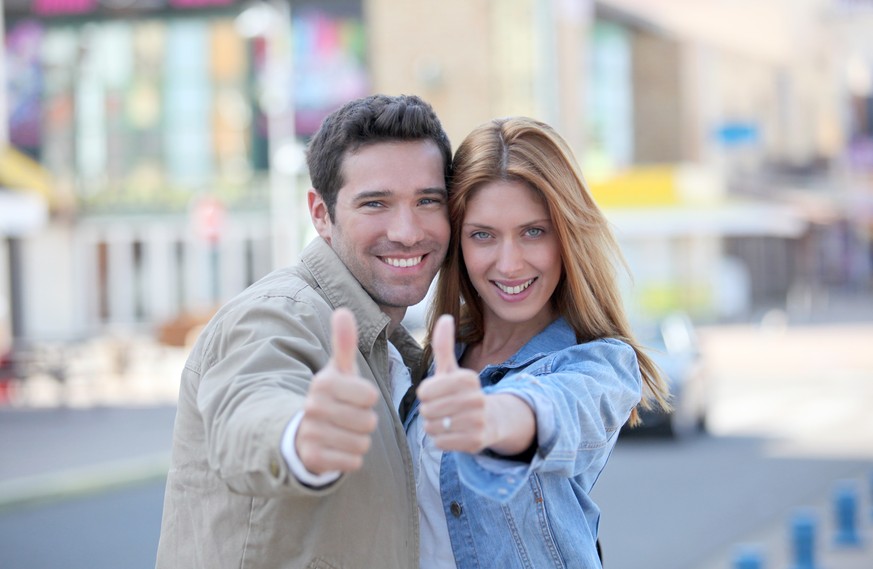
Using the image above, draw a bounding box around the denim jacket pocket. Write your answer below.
[500,475,566,569]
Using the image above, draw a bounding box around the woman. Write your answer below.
[404,117,671,568]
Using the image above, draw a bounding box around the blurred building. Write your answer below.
[2,0,872,347]
[371,0,872,322]
[1,0,367,342]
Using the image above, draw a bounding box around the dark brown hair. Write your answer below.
[305,94,452,219]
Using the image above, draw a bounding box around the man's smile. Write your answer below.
[380,255,424,268]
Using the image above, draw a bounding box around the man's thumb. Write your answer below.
[331,308,358,374]
[433,314,458,375]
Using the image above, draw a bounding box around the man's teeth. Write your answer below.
[495,279,535,295]
[383,256,423,268]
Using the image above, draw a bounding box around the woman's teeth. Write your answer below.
[495,278,535,295]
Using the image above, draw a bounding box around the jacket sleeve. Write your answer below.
[454,338,642,502]
[194,294,341,497]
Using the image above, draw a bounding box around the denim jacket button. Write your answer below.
[450,501,462,517]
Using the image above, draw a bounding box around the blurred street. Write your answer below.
[0,295,871,569]
[2,0,873,567]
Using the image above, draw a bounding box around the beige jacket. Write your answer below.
[156,238,422,569]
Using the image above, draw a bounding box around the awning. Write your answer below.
[0,146,52,236]
[590,163,810,239]
[0,146,54,204]
[0,190,47,236]
[605,201,808,239]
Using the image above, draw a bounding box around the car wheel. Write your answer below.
[667,410,700,440]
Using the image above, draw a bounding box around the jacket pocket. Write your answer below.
[529,475,566,568]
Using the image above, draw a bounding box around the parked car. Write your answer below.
[624,312,709,439]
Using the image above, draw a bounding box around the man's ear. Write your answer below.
[307,188,332,242]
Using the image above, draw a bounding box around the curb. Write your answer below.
[0,452,170,512]
[696,468,873,569]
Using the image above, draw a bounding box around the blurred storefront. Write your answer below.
[0,146,50,361]
[3,0,872,344]
[2,0,368,340]
[582,0,871,321]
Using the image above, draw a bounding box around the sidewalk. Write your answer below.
[0,335,183,511]
[695,309,873,569]
[0,405,177,511]
[1,301,872,568]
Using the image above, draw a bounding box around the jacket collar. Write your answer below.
[299,237,392,354]
[493,316,577,370]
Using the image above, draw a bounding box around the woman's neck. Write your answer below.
[461,310,556,372]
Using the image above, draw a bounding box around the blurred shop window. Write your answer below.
[3,1,370,214]
[291,7,369,137]
[585,20,633,178]
[5,19,43,161]
[165,20,213,188]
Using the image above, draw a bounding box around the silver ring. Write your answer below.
[442,416,452,432]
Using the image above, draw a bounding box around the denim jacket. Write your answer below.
[407,317,642,569]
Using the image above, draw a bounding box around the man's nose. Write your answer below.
[386,207,425,246]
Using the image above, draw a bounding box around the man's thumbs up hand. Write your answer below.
[296,308,379,474]
[417,315,495,453]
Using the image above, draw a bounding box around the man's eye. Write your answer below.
[361,201,384,208]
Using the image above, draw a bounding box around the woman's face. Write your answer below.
[460,180,562,331]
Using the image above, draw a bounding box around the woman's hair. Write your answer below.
[424,116,670,424]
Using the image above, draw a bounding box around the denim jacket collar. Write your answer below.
[483,316,576,372]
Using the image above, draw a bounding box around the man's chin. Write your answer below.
[373,288,430,310]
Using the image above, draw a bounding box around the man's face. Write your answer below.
[309,140,450,324]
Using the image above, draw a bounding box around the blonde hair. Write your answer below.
[425,117,670,424]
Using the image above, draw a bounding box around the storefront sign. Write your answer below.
[8,0,238,17]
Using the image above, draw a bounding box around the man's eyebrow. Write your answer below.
[353,190,391,201]
[419,187,448,198]
[352,188,447,201]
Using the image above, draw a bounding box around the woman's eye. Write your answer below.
[471,231,491,240]
[526,227,544,237]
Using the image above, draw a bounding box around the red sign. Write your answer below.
[191,195,226,244]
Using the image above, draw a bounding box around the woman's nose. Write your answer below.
[496,240,524,274]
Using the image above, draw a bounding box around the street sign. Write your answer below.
[191,195,226,244]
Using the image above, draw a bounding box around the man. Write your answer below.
[155,94,452,569]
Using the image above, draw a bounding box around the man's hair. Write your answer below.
[306,94,452,219]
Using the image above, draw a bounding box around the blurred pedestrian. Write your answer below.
[155,94,452,569]
[406,116,671,568]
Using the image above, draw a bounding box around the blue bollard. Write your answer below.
[833,481,862,547]
[732,544,763,569]
[789,511,819,569]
